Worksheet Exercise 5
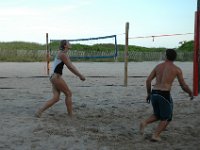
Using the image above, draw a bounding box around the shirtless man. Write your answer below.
[140,49,193,141]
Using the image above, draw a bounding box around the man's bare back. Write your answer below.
[150,60,181,91]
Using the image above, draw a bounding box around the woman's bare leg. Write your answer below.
[65,96,72,116]
[35,89,60,117]
[52,77,73,116]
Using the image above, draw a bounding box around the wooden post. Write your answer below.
[46,33,50,76]
[124,22,129,86]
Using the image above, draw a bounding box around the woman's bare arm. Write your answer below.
[60,52,85,81]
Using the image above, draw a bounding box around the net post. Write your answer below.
[193,1,200,96]
[46,33,50,76]
[114,35,118,61]
[198,0,200,95]
[124,22,129,86]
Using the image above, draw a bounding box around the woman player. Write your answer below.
[35,40,85,117]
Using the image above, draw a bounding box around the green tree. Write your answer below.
[177,40,194,51]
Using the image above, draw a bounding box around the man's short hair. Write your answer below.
[166,49,177,61]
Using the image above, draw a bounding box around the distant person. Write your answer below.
[35,40,85,117]
[140,49,193,142]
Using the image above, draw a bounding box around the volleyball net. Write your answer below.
[49,35,118,60]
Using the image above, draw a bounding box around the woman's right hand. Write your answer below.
[79,75,86,81]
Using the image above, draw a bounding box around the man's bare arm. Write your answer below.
[145,68,156,103]
[146,68,156,95]
[177,69,193,99]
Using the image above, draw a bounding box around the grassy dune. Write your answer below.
[0,41,194,62]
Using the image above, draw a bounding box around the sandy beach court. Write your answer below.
[0,62,199,150]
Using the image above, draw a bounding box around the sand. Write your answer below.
[0,62,199,150]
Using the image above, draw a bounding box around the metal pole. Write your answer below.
[198,0,200,94]
[193,0,200,95]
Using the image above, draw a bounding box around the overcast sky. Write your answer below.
[0,0,197,48]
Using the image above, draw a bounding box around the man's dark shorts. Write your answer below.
[151,90,173,121]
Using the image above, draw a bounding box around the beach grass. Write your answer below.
[0,41,193,62]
